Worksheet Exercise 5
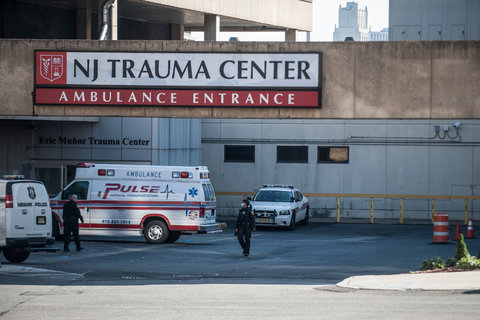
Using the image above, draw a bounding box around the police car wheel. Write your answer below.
[3,248,30,263]
[144,220,169,244]
[288,214,296,231]
[301,208,310,225]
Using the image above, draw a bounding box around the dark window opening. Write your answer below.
[224,145,255,163]
[317,147,349,163]
[277,146,308,163]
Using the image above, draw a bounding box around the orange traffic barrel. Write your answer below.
[466,218,475,239]
[433,212,449,243]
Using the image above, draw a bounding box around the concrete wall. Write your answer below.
[202,118,480,221]
[0,39,479,119]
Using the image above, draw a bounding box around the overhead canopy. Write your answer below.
[20,0,312,32]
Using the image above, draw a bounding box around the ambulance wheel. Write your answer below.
[52,219,63,241]
[166,231,181,243]
[3,248,30,263]
[144,220,169,244]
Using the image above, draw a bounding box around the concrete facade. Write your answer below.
[202,118,480,221]
[0,40,479,119]
[389,0,480,41]
[0,117,201,195]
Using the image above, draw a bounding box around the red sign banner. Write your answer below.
[35,88,319,108]
[34,51,322,108]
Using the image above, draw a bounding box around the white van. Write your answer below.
[50,163,223,244]
[0,176,56,263]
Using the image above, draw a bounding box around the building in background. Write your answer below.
[389,0,480,41]
[369,27,389,41]
[333,2,370,41]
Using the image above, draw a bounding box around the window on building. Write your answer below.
[317,147,349,164]
[224,145,255,163]
[277,146,308,163]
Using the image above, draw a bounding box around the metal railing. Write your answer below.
[215,192,480,224]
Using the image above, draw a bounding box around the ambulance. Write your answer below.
[50,163,222,244]
[0,176,56,263]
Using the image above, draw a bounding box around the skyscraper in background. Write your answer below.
[333,1,388,42]
[333,2,369,41]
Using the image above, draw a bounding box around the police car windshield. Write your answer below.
[253,190,292,202]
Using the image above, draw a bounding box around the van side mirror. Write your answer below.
[291,197,295,202]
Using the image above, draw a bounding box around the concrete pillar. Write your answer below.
[171,24,184,40]
[285,29,298,42]
[204,14,220,41]
[76,6,91,39]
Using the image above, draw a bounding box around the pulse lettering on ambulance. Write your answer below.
[103,183,162,199]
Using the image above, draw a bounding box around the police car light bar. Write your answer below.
[3,175,25,180]
[262,184,294,189]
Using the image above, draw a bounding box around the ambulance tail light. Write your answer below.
[6,194,13,208]
[98,169,106,176]
[200,172,210,179]
[199,207,205,218]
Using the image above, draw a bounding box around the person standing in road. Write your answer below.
[235,199,256,256]
[63,194,84,252]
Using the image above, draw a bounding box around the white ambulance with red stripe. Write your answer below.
[50,163,222,244]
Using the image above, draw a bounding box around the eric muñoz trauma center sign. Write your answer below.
[34,51,321,108]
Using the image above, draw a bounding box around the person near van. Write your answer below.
[235,199,256,256]
[63,194,84,252]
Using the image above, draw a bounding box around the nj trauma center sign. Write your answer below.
[34,51,321,108]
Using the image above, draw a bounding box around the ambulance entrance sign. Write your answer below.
[34,51,321,108]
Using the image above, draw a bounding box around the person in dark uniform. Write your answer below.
[235,199,256,256]
[63,194,84,252]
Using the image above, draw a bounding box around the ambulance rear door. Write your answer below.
[201,182,216,223]
[8,181,51,237]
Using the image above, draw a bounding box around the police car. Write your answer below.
[251,185,309,230]
[0,176,56,263]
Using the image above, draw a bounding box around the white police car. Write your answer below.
[251,185,309,230]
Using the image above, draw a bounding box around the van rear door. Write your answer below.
[9,181,50,237]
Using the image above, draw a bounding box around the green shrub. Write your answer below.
[456,256,480,270]
[420,257,445,270]
[455,234,470,261]
[445,258,456,268]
